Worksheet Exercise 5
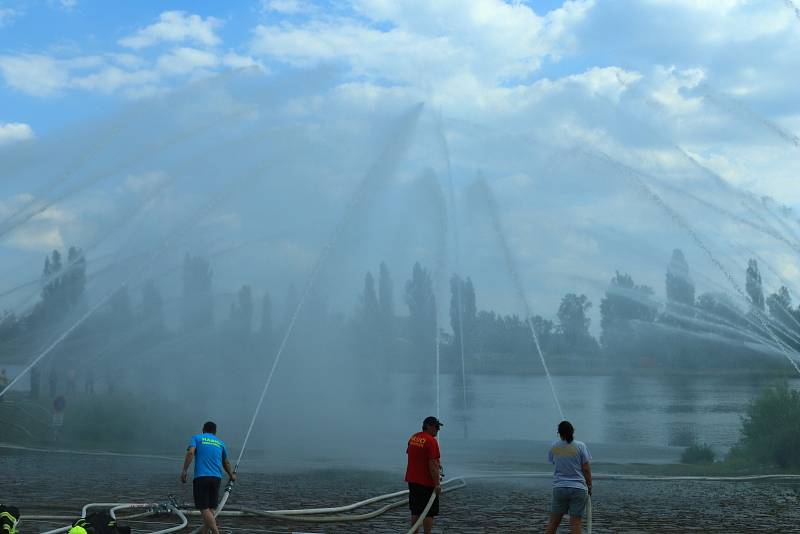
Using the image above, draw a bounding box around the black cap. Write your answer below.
[423,416,443,429]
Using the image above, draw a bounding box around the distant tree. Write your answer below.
[354,271,381,366]
[258,291,273,350]
[557,293,595,353]
[666,249,694,307]
[140,279,164,328]
[600,272,656,355]
[108,286,133,330]
[229,285,254,339]
[0,311,21,361]
[404,262,436,366]
[765,286,799,348]
[64,246,87,309]
[746,259,765,312]
[362,272,379,325]
[41,249,63,310]
[449,275,477,357]
[530,315,554,351]
[282,284,298,328]
[378,262,394,324]
[181,254,213,331]
[39,247,86,320]
[766,286,792,324]
[463,277,477,334]
[377,262,396,360]
[449,275,477,390]
[697,291,745,327]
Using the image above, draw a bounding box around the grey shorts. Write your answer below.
[551,486,588,517]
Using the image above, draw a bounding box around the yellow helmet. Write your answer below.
[68,526,88,534]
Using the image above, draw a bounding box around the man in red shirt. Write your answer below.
[405,415,443,534]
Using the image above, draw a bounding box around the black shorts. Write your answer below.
[408,482,439,517]
[193,476,221,510]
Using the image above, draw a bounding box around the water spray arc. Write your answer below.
[0,67,327,242]
[422,170,450,421]
[436,112,471,438]
[600,85,800,257]
[470,177,565,421]
[0,161,262,399]
[212,105,425,521]
[739,246,800,338]
[701,88,800,149]
[588,149,800,375]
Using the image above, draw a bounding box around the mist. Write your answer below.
[0,64,798,476]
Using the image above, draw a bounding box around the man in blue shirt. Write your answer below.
[181,421,236,534]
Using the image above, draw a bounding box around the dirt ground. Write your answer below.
[9,456,800,533]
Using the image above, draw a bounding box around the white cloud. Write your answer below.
[0,122,34,145]
[5,226,64,251]
[0,194,76,252]
[0,7,17,27]
[123,170,170,195]
[119,11,222,50]
[0,46,242,98]
[46,0,77,11]
[222,52,264,71]
[156,47,219,76]
[58,0,77,11]
[72,66,157,93]
[0,54,69,96]
[260,0,313,14]
[106,53,147,69]
[251,0,594,86]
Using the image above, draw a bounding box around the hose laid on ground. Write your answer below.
[587,494,592,534]
[184,478,465,527]
[38,504,186,534]
[56,471,800,533]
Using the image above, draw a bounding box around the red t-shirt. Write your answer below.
[405,431,440,487]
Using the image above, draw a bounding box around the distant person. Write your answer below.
[48,367,58,397]
[66,368,77,395]
[405,416,443,534]
[84,368,95,395]
[30,367,40,399]
[545,420,593,534]
[181,421,236,534]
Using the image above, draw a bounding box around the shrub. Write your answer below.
[59,392,193,451]
[681,443,715,464]
[730,381,800,469]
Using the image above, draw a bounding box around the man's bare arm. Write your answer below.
[223,458,237,481]
[429,458,442,495]
[181,447,195,483]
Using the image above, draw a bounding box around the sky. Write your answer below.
[1,0,800,324]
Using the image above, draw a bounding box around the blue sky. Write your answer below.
[2,0,800,317]
[1,1,797,146]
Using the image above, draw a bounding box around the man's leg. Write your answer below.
[201,508,219,534]
[423,516,434,534]
[410,514,420,533]
[545,513,563,534]
[569,515,582,534]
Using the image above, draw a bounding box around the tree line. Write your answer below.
[1,245,796,401]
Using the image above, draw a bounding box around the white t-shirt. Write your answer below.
[548,439,592,490]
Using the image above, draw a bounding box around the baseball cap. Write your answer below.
[423,416,443,429]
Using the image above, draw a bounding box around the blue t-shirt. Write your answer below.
[189,433,228,478]
[548,439,591,490]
